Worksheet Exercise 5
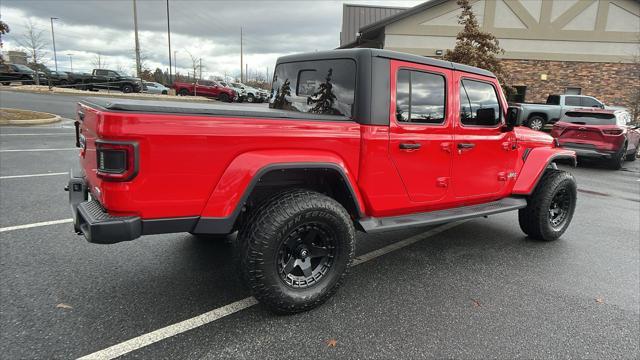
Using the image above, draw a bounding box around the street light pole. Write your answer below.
[50,17,59,71]
[67,53,73,72]
[166,0,172,84]
[133,0,142,77]
[173,50,177,78]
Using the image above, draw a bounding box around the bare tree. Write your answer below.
[185,50,202,81]
[17,20,48,85]
[91,53,108,69]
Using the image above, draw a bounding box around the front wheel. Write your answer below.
[246,94,255,103]
[218,93,229,103]
[238,190,355,314]
[518,169,577,241]
[121,84,133,93]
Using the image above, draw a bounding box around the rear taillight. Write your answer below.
[96,140,138,181]
[602,128,623,136]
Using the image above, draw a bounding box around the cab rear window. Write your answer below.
[269,59,356,118]
[562,112,616,125]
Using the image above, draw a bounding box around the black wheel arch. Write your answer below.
[192,163,363,235]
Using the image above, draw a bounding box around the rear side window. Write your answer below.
[270,59,356,118]
[459,79,501,126]
[395,69,446,124]
[564,96,581,106]
[546,95,560,105]
[562,112,616,125]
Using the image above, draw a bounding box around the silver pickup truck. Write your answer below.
[510,94,624,131]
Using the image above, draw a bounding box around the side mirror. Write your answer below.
[505,107,521,130]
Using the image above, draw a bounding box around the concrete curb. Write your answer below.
[0,86,214,103]
[0,110,61,126]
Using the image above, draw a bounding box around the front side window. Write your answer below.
[581,97,602,108]
[395,69,446,124]
[270,59,356,118]
[459,79,501,126]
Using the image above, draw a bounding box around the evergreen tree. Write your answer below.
[273,78,292,109]
[444,0,510,91]
[308,68,337,115]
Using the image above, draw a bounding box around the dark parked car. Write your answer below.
[64,71,93,89]
[0,63,35,85]
[44,70,70,86]
[551,109,639,169]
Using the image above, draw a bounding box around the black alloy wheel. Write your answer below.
[548,188,571,229]
[277,222,336,288]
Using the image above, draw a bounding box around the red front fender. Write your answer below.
[512,147,576,195]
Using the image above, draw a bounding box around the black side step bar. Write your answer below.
[358,197,527,233]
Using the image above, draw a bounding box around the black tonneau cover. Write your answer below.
[80,97,350,122]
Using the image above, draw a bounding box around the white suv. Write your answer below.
[232,82,269,103]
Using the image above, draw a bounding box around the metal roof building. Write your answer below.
[340,4,408,47]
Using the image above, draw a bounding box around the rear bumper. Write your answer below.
[68,173,208,244]
[561,144,616,159]
[68,174,142,244]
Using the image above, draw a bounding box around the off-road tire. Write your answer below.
[518,169,577,241]
[526,116,546,131]
[238,189,355,314]
[219,93,230,103]
[607,143,626,170]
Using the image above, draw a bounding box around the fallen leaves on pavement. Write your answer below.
[595,298,604,304]
[326,339,337,348]
[471,299,481,308]
[56,303,73,310]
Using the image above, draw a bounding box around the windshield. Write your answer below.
[231,83,243,88]
[562,112,616,125]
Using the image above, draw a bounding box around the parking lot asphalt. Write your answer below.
[0,92,638,359]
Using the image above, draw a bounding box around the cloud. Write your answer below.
[0,0,421,79]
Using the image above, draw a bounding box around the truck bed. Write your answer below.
[80,97,348,122]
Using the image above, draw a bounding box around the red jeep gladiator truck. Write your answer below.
[67,49,577,313]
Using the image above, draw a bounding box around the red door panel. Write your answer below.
[388,61,454,203]
[452,73,518,200]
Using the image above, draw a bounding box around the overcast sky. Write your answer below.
[0,0,422,80]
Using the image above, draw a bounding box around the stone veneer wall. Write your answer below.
[501,59,639,116]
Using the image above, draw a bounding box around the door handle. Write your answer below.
[399,143,421,150]
[457,143,475,150]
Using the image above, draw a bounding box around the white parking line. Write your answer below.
[0,218,73,233]
[0,133,74,136]
[0,148,77,152]
[76,220,468,360]
[0,172,68,179]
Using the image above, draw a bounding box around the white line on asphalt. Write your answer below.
[0,148,77,152]
[0,172,68,179]
[0,133,74,136]
[0,218,73,233]
[76,220,468,360]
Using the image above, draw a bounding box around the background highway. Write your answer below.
[1,90,638,359]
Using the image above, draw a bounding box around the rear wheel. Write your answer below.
[238,190,355,314]
[518,169,576,241]
[1,82,10,86]
[526,116,546,131]
[121,84,133,93]
[624,145,637,161]
[607,143,626,170]
[178,88,190,96]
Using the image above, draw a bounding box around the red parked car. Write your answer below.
[68,49,577,314]
[551,109,639,169]
[172,80,237,102]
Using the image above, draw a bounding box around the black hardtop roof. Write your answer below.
[276,48,495,78]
